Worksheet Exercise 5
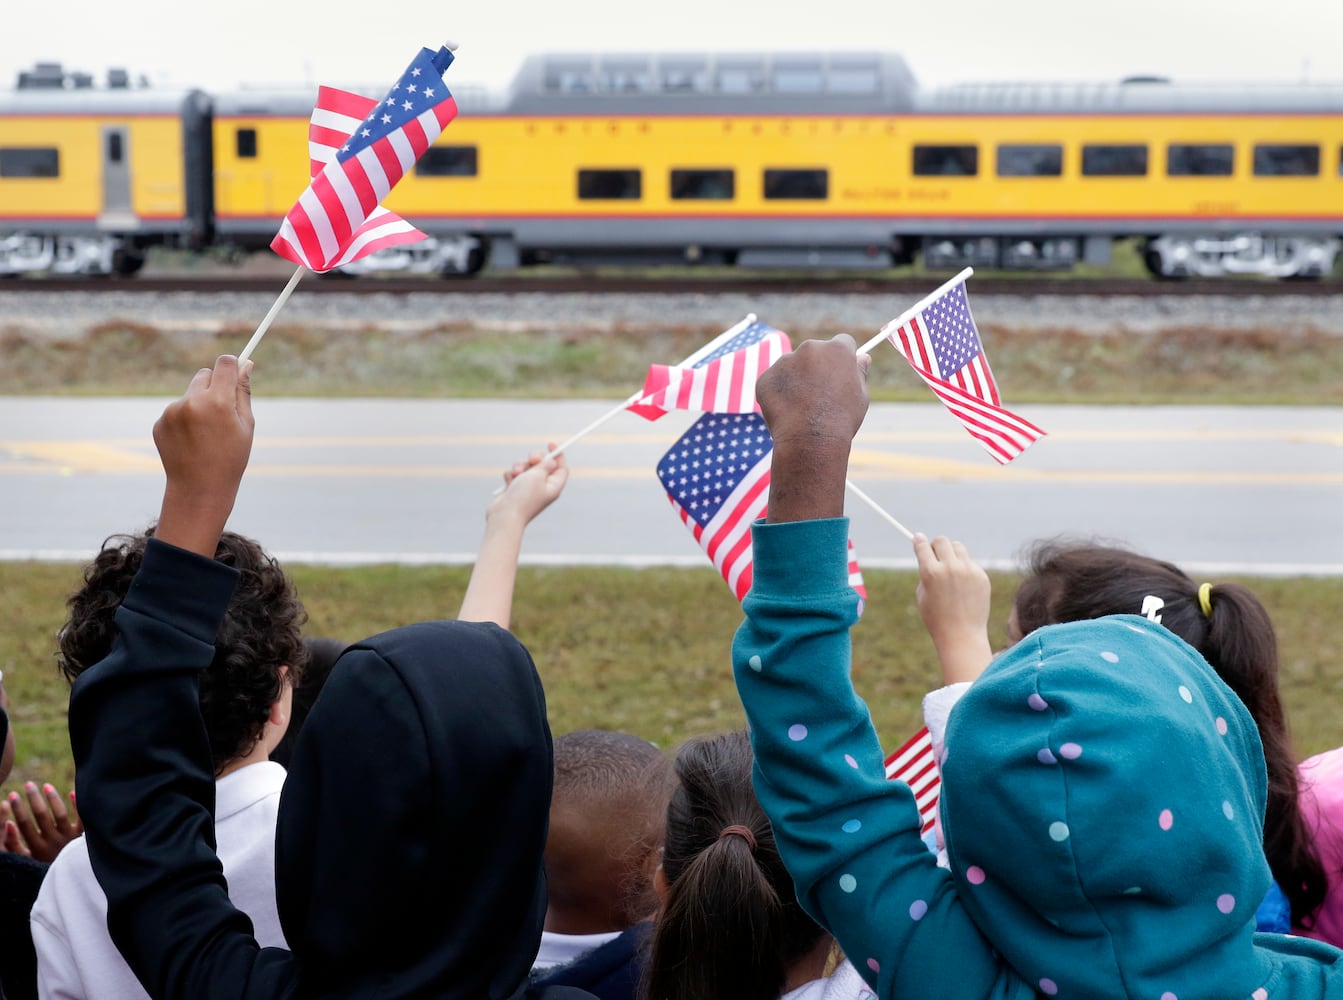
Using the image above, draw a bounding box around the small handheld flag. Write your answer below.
[630,320,791,421]
[238,44,461,364]
[271,45,460,273]
[869,271,1045,464]
[885,726,940,835]
[655,412,866,603]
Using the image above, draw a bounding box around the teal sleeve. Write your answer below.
[732,517,1028,1000]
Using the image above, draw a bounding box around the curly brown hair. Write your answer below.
[58,529,308,773]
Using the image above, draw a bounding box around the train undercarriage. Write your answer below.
[0,232,146,276]
[1142,233,1340,279]
[2,228,1338,280]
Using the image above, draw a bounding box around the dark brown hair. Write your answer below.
[59,529,308,773]
[1013,539,1326,925]
[642,731,826,1000]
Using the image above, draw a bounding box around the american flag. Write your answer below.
[633,321,790,420]
[883,279,1045,464]
[272,46,460,273]
[655,412,866,602]
[885,727,939,834]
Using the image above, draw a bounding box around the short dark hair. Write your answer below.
[547,729,669,929]
[59,529,308,773]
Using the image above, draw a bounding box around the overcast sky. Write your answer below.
[5,0,1342,95]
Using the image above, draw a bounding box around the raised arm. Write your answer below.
[732,337,1011,1000]
[913,533,994,686]
[69,356,297,999]
[457,447,569,628]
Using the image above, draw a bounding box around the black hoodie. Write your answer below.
[70,538,592,1000]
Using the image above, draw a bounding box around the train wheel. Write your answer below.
[1142,242,1184,281]
[111,247,146,276]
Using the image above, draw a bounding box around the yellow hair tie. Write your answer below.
[1197,582,1213,617]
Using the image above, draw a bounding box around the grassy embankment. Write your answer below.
[3,256,1342,794]
[5,562,1343,797]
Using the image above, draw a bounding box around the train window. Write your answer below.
[578,169,642,200]
[0,147,59,178]
[106,133,124,164]
[1253,144,1320,176]
[717,62,767,95]
[763,169,828,200]
[416,146,479,177]
[827,66,880,95]
[671,169,735,200]
[599,65,652,94]
[773,66,824,94]
[661,61,710,94]
[235,128,258,159]
[996,144,1063,177]
[1167,144,1233,176]
[1081,144,1148,176]
[913,145,979,177]
[544,64,594,95]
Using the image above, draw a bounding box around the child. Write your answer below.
[32,527,305,1000]
[532,729,668,1000]
[65,357,594,1000]
[731,336,1343,999]
[644,730,871,1000]
[912,536,1322,936]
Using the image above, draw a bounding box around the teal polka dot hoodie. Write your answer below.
[732,517,1343,1000]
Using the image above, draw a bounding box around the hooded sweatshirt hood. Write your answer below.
[939,615,1276,1000]
[275,619,554,1000]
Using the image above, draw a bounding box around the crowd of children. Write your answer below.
[0,344,1340,1000]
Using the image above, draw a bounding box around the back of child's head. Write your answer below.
[644,730,827,1000]
[546,728,669,933]
[941,615,1275,999]
[59,528,308,773]
[270,636,346,770]
[1013,539,1325,923]
[274,619,554,997]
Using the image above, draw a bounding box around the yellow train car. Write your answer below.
[209,52,1343,277]
[0,67,212,274]
[5,54,1343,277]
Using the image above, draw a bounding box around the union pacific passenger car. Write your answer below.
[3,53,1342,278]
[0,66,212,274]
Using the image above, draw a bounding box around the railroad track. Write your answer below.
[3,274,1340,297]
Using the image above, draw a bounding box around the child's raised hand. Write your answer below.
[913,533,995,685]
[1,781,82,864]
[152,355,255,557]
[487,445,570,528]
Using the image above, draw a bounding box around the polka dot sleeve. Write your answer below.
[732,518,1023,1000]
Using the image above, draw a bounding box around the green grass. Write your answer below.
[4,318,1343,404]
[6,562,1342,800]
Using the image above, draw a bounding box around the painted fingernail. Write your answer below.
[24,782,36,792]
[43,784,54,795]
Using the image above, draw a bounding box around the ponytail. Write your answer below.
[642,732,826,1000]
[1199,584,1327,925]
[1015,541,1328,925]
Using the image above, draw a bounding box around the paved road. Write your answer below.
[2,397,1341,574]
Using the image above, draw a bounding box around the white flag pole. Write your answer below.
[856,266,974,357]
[491,314,760,494]
[544,312,760,460]
[844,479,914,540]
[238,265,307,364]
